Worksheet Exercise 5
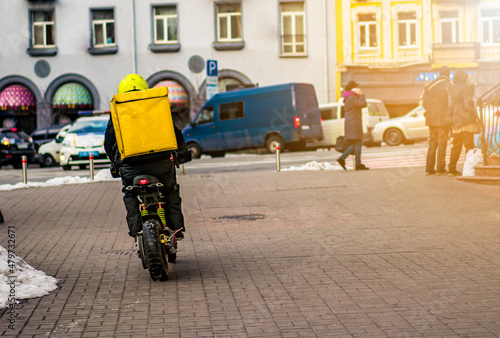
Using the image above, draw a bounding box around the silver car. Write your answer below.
[372,106,429,146]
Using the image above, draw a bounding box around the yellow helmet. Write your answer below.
[117,74,149,94]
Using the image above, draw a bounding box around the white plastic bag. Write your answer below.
[462,148,483,177]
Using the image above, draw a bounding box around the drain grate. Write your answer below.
[214,214,267,221]
[107,249,138,256]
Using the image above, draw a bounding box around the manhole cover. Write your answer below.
[214,214,267,221]
[107,249,137,256]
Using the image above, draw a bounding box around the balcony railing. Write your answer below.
[477,83,500,164]
[432,42,480,64]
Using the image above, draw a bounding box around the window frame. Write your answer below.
[149,4,181,53]
[481,9,500,45]
[153,5,178,44]
[88,7,118,55]
[216,3,242,43]
[91,9,116,48]
[439,10,460,44]
[397,11,418,48]
[357,13,377,50]
[28,9,57,56]
[32,10,55,49]
[279,1,307,57]
[213,1,244,51]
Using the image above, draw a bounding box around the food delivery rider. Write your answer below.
[104,74,191,241]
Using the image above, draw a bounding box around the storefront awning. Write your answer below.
[52,82,93,109]
[0,84,36,110]
[153,81,189,106]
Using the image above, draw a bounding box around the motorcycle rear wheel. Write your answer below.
[142,219,169,281]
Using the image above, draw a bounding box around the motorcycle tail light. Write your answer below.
[139,179,149,185]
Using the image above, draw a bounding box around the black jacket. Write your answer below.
[422,76,452,127]
[451,71,477,130]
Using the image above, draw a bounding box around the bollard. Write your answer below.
[21,155,28,184]
[180,163,185,176]
[276,146,281,172]
[89,153,94,181]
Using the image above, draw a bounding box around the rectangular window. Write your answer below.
[439,10,459,43]
[481,8,500,44]
[32,11,55,48]
[219,102,244,121]
[154,5,178,43]
[280,2,306,55]
[92,9,115,47]
[358,13,377,49]
[398,11,417,47]
[216,3,241,42]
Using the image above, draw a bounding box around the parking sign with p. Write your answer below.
[207,60,218,77]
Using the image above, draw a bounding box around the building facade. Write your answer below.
[0,0,338,133]
[337,0,500,116]
[1,0,498,134]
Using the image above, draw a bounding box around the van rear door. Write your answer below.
[294,84,322,140]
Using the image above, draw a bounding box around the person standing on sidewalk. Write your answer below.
[448,70,479,176]
[336,80,369,170]
[422,65,453,175]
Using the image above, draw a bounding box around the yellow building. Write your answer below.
[336,0,500,116]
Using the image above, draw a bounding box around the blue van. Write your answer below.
[182,83,323,158]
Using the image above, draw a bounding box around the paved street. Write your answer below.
[1,166,499,337]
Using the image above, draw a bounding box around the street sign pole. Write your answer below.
[206,60,218,100]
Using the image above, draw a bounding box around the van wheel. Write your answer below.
[188,142,202,159]
[384,128,404,146]
[266,135,284,153]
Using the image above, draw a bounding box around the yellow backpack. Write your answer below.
[110,87,177,161]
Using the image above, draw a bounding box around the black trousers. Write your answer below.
[120,158,184,237]
[449,131,475,172]
[426,126,450,173]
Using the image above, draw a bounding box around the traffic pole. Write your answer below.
[276,146,281,172]
[89,153,95,181]
[21,155,28,184]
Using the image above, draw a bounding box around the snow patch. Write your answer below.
[0,246,58,309]
[0,169,119,191]
[282,161,342,171]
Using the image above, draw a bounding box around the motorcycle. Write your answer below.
[126,175,182,281]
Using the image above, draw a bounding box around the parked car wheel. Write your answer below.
[41,154,56,167]
[384,128,404,146]
[266,135,284,153]
[187,142,202,159]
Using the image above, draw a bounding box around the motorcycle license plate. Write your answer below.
[79,151,99,158]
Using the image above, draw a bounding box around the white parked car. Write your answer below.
[372,106,429,146]
[37,124,71,167]
[59,115,110,170]
[308,98,390,148]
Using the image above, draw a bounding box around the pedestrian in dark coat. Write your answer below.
[448,70,479,176]
[336,80,369,170]
[422,65,452,175]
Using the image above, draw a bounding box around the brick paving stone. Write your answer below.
[0,169,499,336]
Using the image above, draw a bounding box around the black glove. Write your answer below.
[110,163,120,178]
[177,149,192,164]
